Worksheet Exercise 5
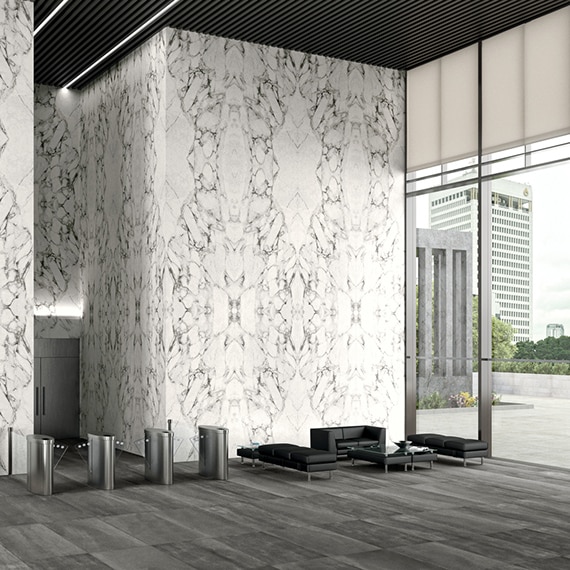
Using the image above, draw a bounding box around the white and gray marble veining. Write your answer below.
[80,33,167,453]
[34,85,82,327]
[33,315,82,338]
[163,30,406,458]
[33,26,405,461]
[0,0,33,475]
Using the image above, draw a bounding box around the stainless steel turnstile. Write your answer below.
[198,425,228,480]
[27,434,54,495]
[144,428,174,484]
[88,433,115,490]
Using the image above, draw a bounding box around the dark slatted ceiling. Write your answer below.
[33,0,570,90]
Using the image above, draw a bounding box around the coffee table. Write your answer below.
[347,445,437,473]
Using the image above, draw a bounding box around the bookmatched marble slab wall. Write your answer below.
[34,27,405,459]
[79,33,167,451]
[163,30,406,457]
[0,0,33,475]
[34,85,82,339]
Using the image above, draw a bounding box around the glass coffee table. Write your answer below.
[347,444,437,473]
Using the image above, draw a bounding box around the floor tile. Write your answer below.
[207,530,323,565]
[158,536,270,569]
[93,545,192,569]
[264,524,378,558]
[46,517,147,552]
[0,543,31,569]
[26,553,114,569]
[274,555,362,569]
[153,504,261,539]
[517,555,570,569]
[337,549,444,570]
[0,523,84,562]
[102,511,202,545]
[392,540,508,569]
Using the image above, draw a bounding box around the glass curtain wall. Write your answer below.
[489,142,570,468]
[408,168,479,439]
[407,6,570,461]
[407,135,570,466]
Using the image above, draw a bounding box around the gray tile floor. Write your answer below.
[1,450,570,569]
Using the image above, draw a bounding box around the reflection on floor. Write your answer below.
[1,450,570,569]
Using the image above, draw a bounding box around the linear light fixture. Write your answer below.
[34,303,83,318]
[34,0,70,36]
[64,0,181,89]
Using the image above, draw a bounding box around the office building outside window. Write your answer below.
[546,323,565,338]
[429,179,532,343]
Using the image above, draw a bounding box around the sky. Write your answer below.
[516,162,570,340]
[414,157,570,342]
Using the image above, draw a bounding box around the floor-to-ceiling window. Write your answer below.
[406,6,570,463]
[407,135,570,466]
[489,138,570,467]
[408,165,479,439]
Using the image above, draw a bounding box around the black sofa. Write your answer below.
[310,425,386,457]
[248,443,337,481]
[407,433,488,466]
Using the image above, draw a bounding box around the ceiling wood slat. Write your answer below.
[32,0,570,90]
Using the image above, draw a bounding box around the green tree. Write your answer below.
[492,317,516,359]
[534,336,570,361]
[514,340,536,359]
[513,336,570,361]
[472,295,516,367]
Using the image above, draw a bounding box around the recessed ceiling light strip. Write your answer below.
[34,0,70,37]
[64,0,181,89]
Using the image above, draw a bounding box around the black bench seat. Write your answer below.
[237,446,260,465]
[407,433,488,466]
[245,443,337,481]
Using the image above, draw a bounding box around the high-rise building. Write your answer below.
[430,178,532,343]
[547,324,565,338]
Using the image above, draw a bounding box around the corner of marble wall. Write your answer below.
[34,25,406,464]
[80,31,168,453]
[0,0,34,475]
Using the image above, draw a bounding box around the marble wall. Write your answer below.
[163,30,406,457]
[34,85,82,339]
[0,0,33,475]
[34,27,405,459]
[79,33,167,450]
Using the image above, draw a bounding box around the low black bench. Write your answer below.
[237,445,260,465]
[407,433,488,467]
[238,443,337,481]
